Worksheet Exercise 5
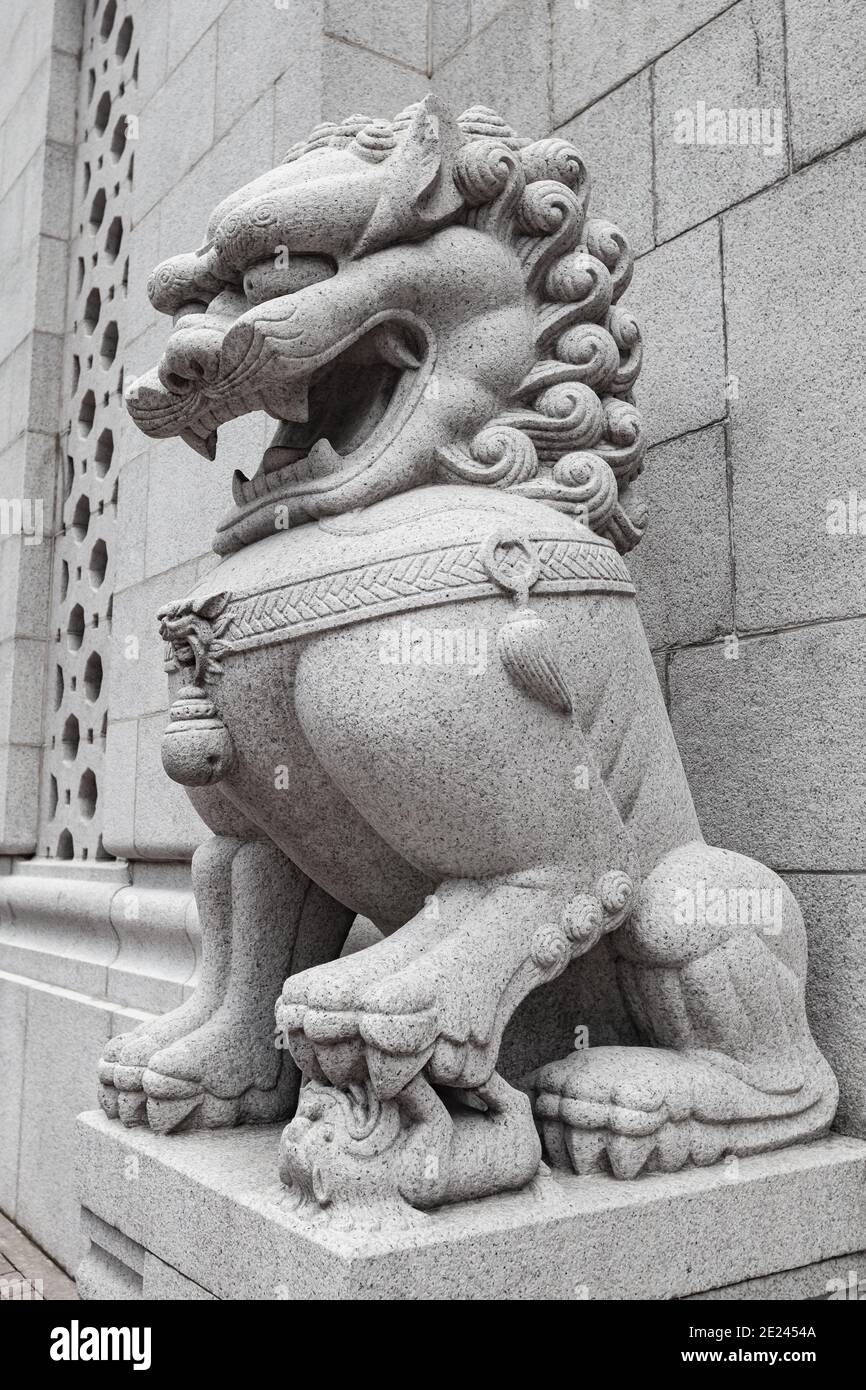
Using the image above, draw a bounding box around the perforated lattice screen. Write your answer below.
[38,0,138,860]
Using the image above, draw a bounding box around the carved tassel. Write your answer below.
[497,606,573,715]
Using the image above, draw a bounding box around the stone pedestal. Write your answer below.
[76,1112,866,1300]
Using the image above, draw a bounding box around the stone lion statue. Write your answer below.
[98,97,837,1215]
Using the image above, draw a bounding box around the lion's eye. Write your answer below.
[243,254,337,306]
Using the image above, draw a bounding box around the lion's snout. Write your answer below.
[157,320,225,395]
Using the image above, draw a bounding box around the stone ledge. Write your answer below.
[76,1112,866,1300]
[0,858,197,1012]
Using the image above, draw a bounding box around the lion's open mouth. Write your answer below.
[230,320,427,509]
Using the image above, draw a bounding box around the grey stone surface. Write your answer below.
[0,744,41,855]
[77,1246,143,1298]
[669,622,866,871]
[786,0,866,168]
[157,92,274,268]
[107,862,199,1014]
[132,0,170,107]
[124,208,162,352]
[26,331,64,432]
[432,0,471,68]
[0,525,53,646]
[16,984,112,1273]
[628,221,726,445]
[0,636,46,745]
[0,2,55,115]
[132,710,210,858]
[45,46,79,147]
[273,55,324,162]
[0,339,31,451]
[113,460,150,594]
[686,1248,866,1300]
[110,561,201,721]
[0,430,56,535]
[652,651,669,703]
[0,154,42,261]
[0,976,27,1214]
[80,1207,144,1278]
[142,1251,216,1299]
[142,416,270,577]
[433,0,550,138]
[215,0,323,140]
[560,71,654,257]
[0,61,51,199]
[102,717,139,857]
[0,1207,78,1299]
[551,0,733,124]
[654,0,787,242]
[471,0,509,31]
[723,140,866,629]
[325,0,428,71]
[77,1113,866,1299]
[166,0,228,74]
[792,873,866,1139]
[321,35,430,122]
[629,425,733,648]
[0,0,79,859]
[0,859,128,998]
[135,28,217,216]
[39,143,76,242]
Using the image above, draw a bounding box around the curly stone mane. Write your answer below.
[286,104,647,553]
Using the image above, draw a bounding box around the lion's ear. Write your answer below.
[352,95,464,258]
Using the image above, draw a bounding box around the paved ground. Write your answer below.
[0,1211,77,1300]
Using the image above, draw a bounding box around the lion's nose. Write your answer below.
[157,323,223,395]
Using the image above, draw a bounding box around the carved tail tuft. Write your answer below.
[496,606,573,715]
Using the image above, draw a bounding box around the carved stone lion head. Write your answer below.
[277,1080,425,1228]
[127,97,646,556]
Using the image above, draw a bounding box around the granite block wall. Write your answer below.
[0,0,82,854]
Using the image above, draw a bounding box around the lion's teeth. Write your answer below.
[305,438,341,477]
[232,469,250,505]
[181,428,212,460]
[233,438,341,508]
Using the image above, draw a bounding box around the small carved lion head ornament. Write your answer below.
[127,97,646,556]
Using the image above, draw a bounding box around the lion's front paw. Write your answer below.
[275,911,454,1097]
[96,986,227,1127]
[275,955,440,1099]
[275,875,596,1097]
[141,1010,299,1134]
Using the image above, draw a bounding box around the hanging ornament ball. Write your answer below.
[161,685,235,786]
